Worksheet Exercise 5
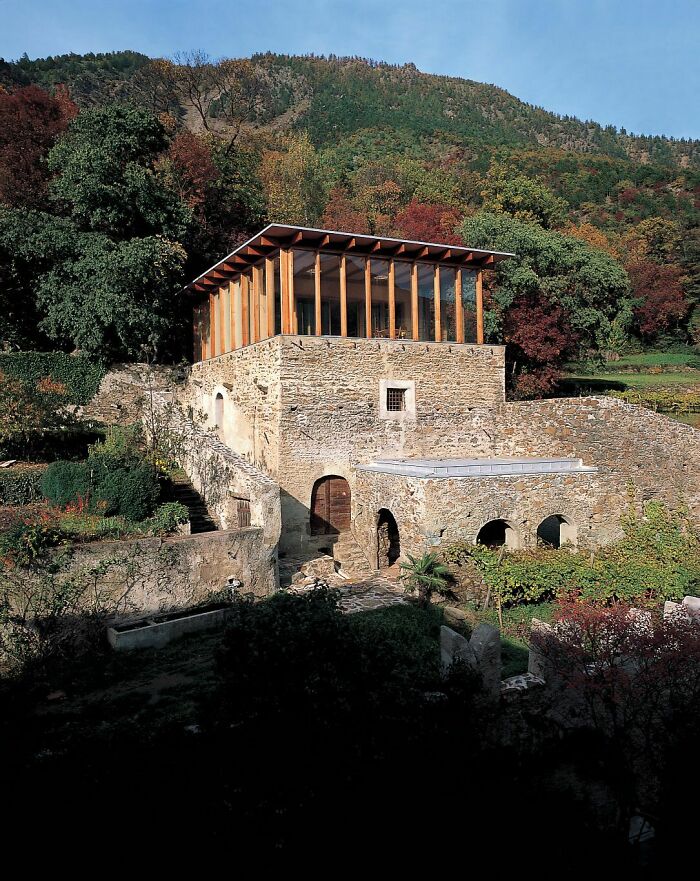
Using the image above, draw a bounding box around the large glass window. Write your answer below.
[319,253,342,336]
[462,270,477,343]
[417,264,435,341]
[292,249,315,335]
[370,258,390,337]
[394,261,412,339]
[345,255,367,338]
[440,267,457,342]
[265,255,281,336]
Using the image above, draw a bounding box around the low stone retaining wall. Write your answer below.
[45,527,276,621]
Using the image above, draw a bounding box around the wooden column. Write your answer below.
[265,257,275,338]
[364,257,372,338]
[280,250,290,333]
[433,265,441,342]
[340,254,348,337]
[388,259,396,339]
[314,251,322,335]
[228,281,241,350]
[252,265,262,343]
[241,274,250,347]
[476,269,484,345]
[455,268,464,344]
[219,285,227,353]
[289,250,297,333]
[411,263,419,341]
[209,290,217,357]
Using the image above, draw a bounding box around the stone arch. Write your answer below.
[476,518,519,550]
[537,514,577,549]
[310,475,351,535]
[214,392,224,436]
[377,508,401,569]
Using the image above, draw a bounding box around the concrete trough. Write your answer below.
[107,603,234,651]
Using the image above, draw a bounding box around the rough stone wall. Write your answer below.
[353,468,622,563]
[46,528,276,621]
[150,394,281,550]
[275,336,506,551]
[181,339,282,477]
[80,363,186,425]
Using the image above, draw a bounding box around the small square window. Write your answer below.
[386,387,406,412]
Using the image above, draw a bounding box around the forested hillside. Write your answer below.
[1,50,698,394]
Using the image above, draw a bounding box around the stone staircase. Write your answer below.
[329,531,375,580]
[169,475,218,534]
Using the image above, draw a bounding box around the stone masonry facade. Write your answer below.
[141,333,699,574]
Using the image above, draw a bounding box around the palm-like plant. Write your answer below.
[399,552,455,608]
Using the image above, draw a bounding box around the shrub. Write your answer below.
[93,462,160,521]
[145,501,189,534]
[0,512,63,568]
[0,352,106,405]
[40,460,90,508]
[0,467,47,505]
[87,425,144,470]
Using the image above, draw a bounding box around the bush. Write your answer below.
[40,460,91,508]
[93,462,160,521]
[0,467,47,505]
[87,425,144,469]
[40,457,160,522]
[0,352,106,405]
[443,502,700,607]
[145,501,189,534]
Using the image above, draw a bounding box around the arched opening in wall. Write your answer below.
[537,514,576,549]
[310,476,351,535]
[476,519,518,550]
[377,509,400,570]
[214,393,224,439]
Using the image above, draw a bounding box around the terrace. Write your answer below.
[186,224,514,361]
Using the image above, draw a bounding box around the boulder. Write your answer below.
[469,623,501,697]
[440,625,476,670]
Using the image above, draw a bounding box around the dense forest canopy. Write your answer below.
[0,50,698,394]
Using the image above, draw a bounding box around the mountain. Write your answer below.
[2,50,698,167]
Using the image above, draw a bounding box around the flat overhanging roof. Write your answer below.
[185,223,516,294]
[357,457,598,479]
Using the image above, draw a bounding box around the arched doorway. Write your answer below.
[214,393,224,437]
[476,518,519,550]
[377,509,400,569]
[310,476,351,535]
[537,514,576,549]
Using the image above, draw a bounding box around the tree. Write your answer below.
[259,132,325,226]
[628,261,689,340]
[36,234,187,359]
[320,186,371,233]
[459,212,631,383]
[533,601,700,834]
[481,161,568,229]
[0,84,77,209]
[393,200,463,244]
[47,103,190,239]
[503,294,578,397]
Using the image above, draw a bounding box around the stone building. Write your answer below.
[174,223,700,579]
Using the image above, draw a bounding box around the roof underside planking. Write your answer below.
[186,223,516,295]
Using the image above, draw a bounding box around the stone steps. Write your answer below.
[170,477,218,534]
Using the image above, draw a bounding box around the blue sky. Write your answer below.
[2,0,699,139]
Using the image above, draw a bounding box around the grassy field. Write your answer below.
[566,371,699,388]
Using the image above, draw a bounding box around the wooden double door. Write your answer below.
[310,476,351,535]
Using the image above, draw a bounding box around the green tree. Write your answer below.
[47,103,190,239]
[460,211,631,354]
[399,552,455,608]
[481,161,568,229]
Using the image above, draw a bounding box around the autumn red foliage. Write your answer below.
[627,260,689,339]
[392,200,462,244]
[0,84,77,208]
[320,187,371,234]
[164,131,218,210]
[502,294,578,397]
